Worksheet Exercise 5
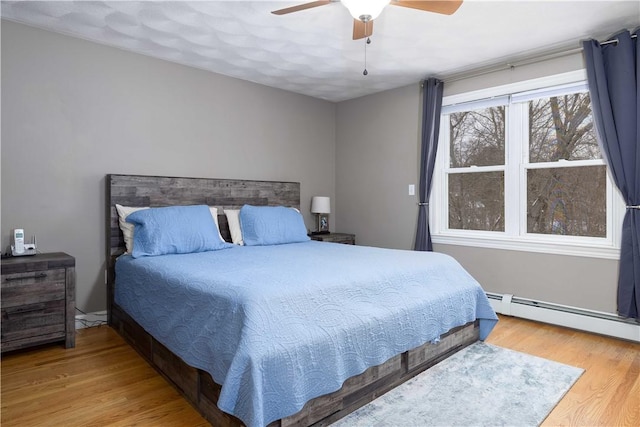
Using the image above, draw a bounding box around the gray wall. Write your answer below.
[1,21,336,312]
[336,53,620,314]
[334,83,422,248]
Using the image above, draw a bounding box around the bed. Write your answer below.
[106,174,498,427]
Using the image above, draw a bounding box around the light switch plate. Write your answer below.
[408,184,415,196]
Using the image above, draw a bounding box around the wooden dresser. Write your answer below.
[309,232,356,245]
[1,252,76,352]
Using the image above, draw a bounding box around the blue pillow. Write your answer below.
[126,205,232,258]
[240,205,310,246]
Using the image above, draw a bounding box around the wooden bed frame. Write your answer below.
[106,174,479,427]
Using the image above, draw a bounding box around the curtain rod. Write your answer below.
[599,34,637,46]
[439,47,582,84]
[423,33,637,85]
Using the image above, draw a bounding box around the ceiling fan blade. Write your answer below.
[271,0,331,15]
[390,0,463,15]
[353,19,374,40]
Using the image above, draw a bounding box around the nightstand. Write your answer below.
[309,232,356,245]
[1,252,76,352]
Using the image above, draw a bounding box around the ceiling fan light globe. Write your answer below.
[342,0,390,21]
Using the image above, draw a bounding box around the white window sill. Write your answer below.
[432,233,620,260]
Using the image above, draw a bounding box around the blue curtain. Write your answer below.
[583,29,640,320]
[414,78,444,251]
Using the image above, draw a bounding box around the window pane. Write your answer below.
[449,106,505,167]
[527,166,606,237]
[449,172,504,231]
[529,93,600,162]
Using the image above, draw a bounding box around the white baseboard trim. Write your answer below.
[75,310,108,330]
[487,293,640,343]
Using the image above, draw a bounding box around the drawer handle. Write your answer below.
[4,303,47,316]
[5,272,47,282]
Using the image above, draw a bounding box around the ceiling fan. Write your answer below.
[272,0,463,40]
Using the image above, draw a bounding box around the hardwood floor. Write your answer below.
[1,326,208,426]
[486,315,640,427]
[1,315,638,426]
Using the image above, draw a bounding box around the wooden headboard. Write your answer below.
[106,174,300,323]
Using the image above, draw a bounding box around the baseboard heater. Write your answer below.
[486,292,640,343]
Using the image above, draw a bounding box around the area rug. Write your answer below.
[330,342,583,427]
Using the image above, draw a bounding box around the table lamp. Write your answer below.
[311,196,331,234]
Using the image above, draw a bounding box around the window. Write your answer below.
[431,72,623,259]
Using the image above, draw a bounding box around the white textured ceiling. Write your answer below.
[2,0,639,102]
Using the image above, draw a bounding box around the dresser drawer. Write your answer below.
[309,233,356,245]
[1,299,66,349]
[1,269,66,308]
[329,236,355,244]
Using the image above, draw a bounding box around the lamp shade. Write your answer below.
[342,0,390,20]
[311,196,331,214]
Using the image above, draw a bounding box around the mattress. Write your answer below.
[115,241,498,427]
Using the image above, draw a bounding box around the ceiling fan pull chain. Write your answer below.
[363,38,368,76]
[363,22,370,75]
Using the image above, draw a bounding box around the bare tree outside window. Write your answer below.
[444,91,606,238]
[449,172,504,231]
[450,107,505,167]
[527,93,606,236]
[527,166,606,236]
[448,106,505,231]
[529,93,600,162]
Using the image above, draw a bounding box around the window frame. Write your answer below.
[430,70,623,259]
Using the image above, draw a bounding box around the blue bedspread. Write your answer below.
[115,241,497,427]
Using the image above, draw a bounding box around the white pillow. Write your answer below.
[116,204,224,253]
[115,204,149,253]
[224,209,244,245]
